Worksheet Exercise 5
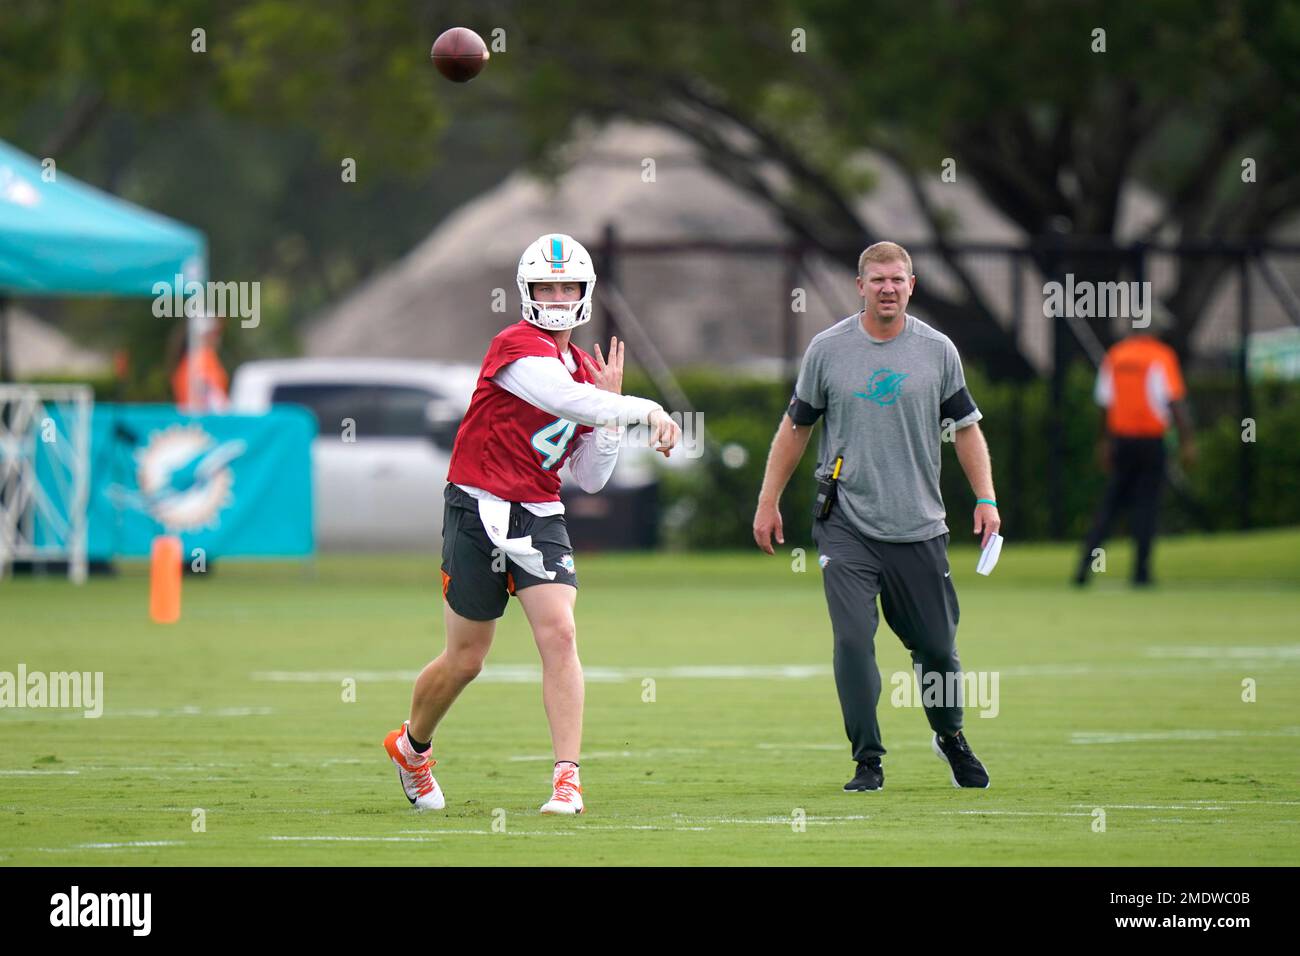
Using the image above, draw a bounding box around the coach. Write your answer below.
[753,242,997,792]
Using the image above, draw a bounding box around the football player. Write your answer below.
[384,233,681,814]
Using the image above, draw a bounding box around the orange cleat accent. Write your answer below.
[383,721,446,810]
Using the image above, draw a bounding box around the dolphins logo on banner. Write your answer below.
[108,425,246,531]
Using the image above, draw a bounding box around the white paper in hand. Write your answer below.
[976,532,1003,576]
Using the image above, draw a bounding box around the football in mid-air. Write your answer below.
[431,27,489,83]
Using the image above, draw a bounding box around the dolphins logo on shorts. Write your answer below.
[556,554,576,574]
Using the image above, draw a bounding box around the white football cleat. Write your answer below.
[383,721,446,811]
[539,762,584,815]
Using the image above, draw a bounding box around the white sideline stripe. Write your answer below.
[990,662,1296,676]
[268,829,717,840]
[270,834,492,841]
[941,811,1093,817]
[251,664,832,684]
[38,841,186,850]
[508,748,704,762]
[683,815,868,824]
[1181,800,1300,806]
[247,659,1298,687]
[82,765,234,771]
[565,825,714,832]
[0,770,79,775]
[1072,805,1227,811]
[1071,728,1300,744]
[0,706,273,720]
[394,826,713,834]
[1145,644,1300,659]
[755,741,934,751]
[270,818,872,841]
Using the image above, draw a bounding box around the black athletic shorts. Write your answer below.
[440,483,579,621]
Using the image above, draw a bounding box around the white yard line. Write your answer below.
[31,841,187,851]
[987,661,1298,677]
[0,706,273,720]
[938,810,1094,817]
[1145,645,1300,659]
[267,828,716,839]
[508,748,705,761]
[252,664,832,684]
[0,769,79,775]
[269,834,492,841]
[248,658,1297,688]
[1182,800,1300,805]
[1071,804,1227,811]
[680,815,869,825]
[1071,728,1300,744]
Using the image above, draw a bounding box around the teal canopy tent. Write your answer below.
[0,140,212,582]
[0,138,205,296]
[0,137,206,383]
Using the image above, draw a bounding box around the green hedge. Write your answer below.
[629,365,1300,549]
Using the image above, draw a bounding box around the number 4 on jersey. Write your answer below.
[531,418,578,469]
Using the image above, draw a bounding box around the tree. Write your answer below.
[0,0,519,388]
[4,0,1296,380]
[491,0,1300,372]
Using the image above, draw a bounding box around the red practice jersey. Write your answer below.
[447,320,596,502]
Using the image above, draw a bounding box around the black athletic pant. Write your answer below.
[1078,436,1166,584]
[813,507,962,763]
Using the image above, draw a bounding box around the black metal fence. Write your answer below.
[590,226,1300,538]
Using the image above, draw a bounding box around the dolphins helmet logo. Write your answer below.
[856,368,910,406]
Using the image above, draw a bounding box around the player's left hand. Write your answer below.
[974,502,1001,549]
[582,337,624,394]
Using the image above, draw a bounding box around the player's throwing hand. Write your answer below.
[648,408,681,458]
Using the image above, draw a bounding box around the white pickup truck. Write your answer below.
[229,358,478,550]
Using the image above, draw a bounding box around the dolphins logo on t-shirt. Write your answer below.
[856,368,910,406]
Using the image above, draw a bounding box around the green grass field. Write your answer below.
[2,529,1298,866]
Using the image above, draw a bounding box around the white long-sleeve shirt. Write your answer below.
[454,349,662,515]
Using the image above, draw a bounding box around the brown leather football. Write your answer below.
[431,27,489,83]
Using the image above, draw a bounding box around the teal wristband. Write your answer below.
[976,498,998,507]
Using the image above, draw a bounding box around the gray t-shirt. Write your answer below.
[791,312,982,542]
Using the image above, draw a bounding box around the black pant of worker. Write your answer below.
[813,506,962,763]
[1077,436,1166,585]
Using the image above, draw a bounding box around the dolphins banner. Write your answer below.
[57,404,316,559]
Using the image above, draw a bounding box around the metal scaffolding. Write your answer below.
[0,384,93,583]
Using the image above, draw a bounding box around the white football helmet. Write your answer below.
[516,233,597,330]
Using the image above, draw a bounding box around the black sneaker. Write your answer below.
[843,758,884,792]
[932,731,990,788]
